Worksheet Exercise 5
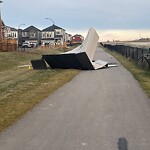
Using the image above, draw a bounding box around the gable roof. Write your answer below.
[10,27,18,31]
[42,24,65,32]
[5,26,18,31]
[24,25,41,32]
[73,34,84,37]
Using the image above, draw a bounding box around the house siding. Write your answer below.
[42,24,66,46]
[20,25,41,45]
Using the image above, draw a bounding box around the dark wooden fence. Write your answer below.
[103,44,150,69]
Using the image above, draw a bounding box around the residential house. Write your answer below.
[71,34,84,44]
[20,25,41,46]
[4,26,18,39]
[41,24,65,46]
[65,33,72,43]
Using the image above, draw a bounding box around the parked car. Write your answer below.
[22,42,31,48]
[30,42,37,48]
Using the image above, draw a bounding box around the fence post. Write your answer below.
[125,46,127,58]
[136,48,138,62]
[141,49,144,63]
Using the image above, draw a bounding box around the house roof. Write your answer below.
[73,34,84,37]
[42,24,65,32]
[6,26,18,31]
[10,27,18,31]
[24,25,41,32]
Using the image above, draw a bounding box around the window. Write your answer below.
[48,33,52,38]
[56,31,61,35]
[22,32,28,37]
[42,32,53,38]
[55,30,61,35]
[14,33,17,38]
[30,32,36,38]
[47,33,49,38]
[42,32,46,38]
[46,32,52,38]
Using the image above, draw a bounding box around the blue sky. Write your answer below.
[1,0,150,41]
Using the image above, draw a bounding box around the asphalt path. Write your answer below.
[0,47,150,150]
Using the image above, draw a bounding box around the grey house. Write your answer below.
[41,24,65,45]
[19,25,41,46]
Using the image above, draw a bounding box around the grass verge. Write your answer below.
[104,48,150,97]
[0,47,79,132]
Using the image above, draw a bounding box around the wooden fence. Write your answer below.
[0,39,17,52]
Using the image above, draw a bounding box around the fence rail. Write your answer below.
[103,44,150,69]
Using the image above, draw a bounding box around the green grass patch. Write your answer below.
[0,47,79,132]
[104,48,150,97]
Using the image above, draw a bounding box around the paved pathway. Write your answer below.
[0,47,150,150]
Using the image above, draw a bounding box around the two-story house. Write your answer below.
[65,33,72,43]
[4,26,18,39]
[41,24,65,46]
[20,25,41,46]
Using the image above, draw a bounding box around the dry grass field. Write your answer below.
[0,48,79,132]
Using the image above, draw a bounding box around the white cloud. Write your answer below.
[98,29,150,42]
[2,0,150,41]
